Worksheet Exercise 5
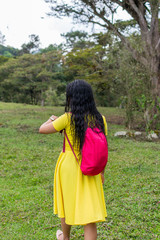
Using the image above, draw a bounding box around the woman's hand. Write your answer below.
[100,172,104,184]
[50,115,58,121]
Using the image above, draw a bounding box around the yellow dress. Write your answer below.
[53,113,107,225]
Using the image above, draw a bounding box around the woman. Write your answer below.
[39,80,108,240]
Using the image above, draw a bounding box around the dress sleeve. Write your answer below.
[52,113,69,132]
[102,115,108,136]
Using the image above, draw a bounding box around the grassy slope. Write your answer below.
[0,102,159,240]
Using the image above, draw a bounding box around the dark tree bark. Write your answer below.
[45,0,160,121]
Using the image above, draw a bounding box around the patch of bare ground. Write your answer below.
[106,113,146,132]
[106,115,125,125]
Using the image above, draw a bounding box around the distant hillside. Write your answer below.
[0,44,19,57]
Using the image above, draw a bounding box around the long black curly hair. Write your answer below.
[65,79,105,150]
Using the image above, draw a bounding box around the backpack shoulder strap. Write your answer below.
[63,130,79,165]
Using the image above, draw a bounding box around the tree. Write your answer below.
[45,0,160,128]
[0,49,64,105]
[39,43,63,53]
[20,34,41,54]
[61,30,121,106]
[64,45,110,104]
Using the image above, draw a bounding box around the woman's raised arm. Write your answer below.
[39,115,58,134]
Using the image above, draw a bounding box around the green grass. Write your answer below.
[0,102,159,240]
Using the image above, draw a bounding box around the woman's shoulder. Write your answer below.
[59,112,71,119]
[65,112,72,119]
[60,112,72,125]
[52,112,71,131]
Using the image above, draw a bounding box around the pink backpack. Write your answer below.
[63,128,108,176]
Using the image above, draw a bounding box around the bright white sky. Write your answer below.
[0,0,130,49]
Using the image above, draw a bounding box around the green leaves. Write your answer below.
[0,50,65,105]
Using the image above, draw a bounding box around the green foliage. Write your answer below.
[112,37,152,130]
[39,44,63,53]
[0,49,65,105]
[138,97,160,132]
[0,103,159,239]
[114,19,138,32]
[91,32,113,47]
[0,44,19,57]
[3,51,13,58]
[45,87,66,106]
[0,55,8,65]
[61,30,93,50]
[63,32,119,106]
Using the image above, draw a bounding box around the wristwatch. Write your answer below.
[50,116,55,121]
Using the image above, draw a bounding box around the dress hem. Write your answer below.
[54,213,107,226]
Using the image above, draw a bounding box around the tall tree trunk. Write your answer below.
[149,56,160,128]
[150,56,160,101]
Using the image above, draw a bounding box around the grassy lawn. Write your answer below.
[0,102,159,240]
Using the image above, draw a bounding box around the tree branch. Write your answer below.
[111,0,140,23]
[82,1,149,66]
[46,0,155,66]
[128,0,148,31]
